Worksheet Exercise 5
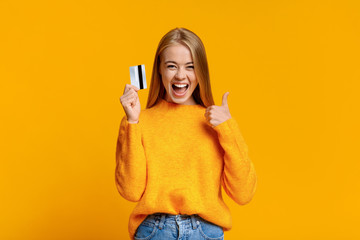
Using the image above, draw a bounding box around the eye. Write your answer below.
[187,66,194,69]
[167,65,176,69]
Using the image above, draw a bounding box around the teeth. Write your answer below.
[173,84,188,88]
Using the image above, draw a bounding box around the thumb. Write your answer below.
[221,92,230,107]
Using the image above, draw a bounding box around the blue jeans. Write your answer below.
[134,213,224,240]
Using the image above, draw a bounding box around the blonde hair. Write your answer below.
[146,27,215,109]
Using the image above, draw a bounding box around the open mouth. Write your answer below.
[172,83,189,96]
[171,83,189,91]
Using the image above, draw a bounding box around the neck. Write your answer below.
[163,96,197,105]
[158,98,201,108]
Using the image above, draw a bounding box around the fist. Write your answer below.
[204,92,232,128]
[120,84,141,124]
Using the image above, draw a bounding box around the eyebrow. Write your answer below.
[164,61,194,65]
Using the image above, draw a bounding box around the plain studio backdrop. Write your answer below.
[0,0,359,239]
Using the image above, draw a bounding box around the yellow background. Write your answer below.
[1,0,359,239]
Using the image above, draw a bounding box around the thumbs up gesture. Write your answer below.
[204,92,232,128]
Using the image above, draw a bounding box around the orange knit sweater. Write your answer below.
[115,98,257,240]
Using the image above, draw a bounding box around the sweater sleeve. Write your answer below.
[115,115,147,202]
[213,117,257,205]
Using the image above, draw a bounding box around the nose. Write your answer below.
[175,67,186,80]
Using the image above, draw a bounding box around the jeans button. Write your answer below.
[196,220,200,225]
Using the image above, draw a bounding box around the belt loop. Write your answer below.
[159,213,166,229]
[191,214,198,230]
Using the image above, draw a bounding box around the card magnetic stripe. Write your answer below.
[129,64,146,89]
[138,65,143,89]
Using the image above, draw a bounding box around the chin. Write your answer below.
[171,96,187,103]
[169,94,191,104]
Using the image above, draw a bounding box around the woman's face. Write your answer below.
[159,44,198,105]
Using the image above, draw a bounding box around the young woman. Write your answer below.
[116,27,257,240]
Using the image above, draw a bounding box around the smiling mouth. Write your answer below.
[172,83,189,95]
[172,83,189,91]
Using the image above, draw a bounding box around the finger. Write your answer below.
[129,84,140,91]
[121,95,137,105]
[122,96,136,106]
[125,88,138,98]
[123,98,137,109]
[206,105,215,112]
[221,92,230,107]
[209,120,215,128]
[121,93,138,105]
[124,84,140,94]
[121,91,137,103]
[204,111,209,120]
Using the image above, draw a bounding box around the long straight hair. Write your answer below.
[146,28,215,109]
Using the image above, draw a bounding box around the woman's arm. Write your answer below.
[214,117,257,205]
[115,115,147,202]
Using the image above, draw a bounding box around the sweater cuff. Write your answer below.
[213,117,237,136]
[120,116,141,134]
[125,118,139,125]
[213,117,248,149]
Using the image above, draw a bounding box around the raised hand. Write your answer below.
[120,84,141,124]
[204,92,232,128]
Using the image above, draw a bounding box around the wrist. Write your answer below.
[127,119,139,124]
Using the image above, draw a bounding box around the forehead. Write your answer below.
[161,44,193,63]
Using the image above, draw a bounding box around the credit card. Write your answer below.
[129,64,147,89]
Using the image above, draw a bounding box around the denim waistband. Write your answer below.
[145,212,200,230]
